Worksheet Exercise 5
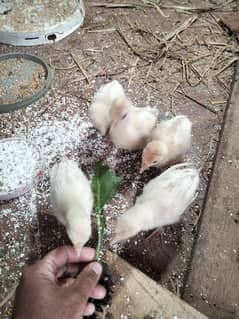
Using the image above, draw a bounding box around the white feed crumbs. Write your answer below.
[24,117,91,171]
[0,138,40,196]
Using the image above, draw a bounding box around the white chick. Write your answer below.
[112,163,199,243]
[50,159,93,250]
[109,98,159,151]
[140,115,192,173]
[89,80,127,135]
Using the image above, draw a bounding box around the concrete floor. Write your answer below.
[0,1,238,317]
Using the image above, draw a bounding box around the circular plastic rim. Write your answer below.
[0,0,85,46]
[0,137,42,201]
[0,52,52,113]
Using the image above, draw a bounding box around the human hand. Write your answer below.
[13,246,106,319]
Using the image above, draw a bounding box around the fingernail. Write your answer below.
[90,262,102,276]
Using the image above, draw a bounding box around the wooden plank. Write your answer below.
[184,62,239,319]
[104,250,208,319]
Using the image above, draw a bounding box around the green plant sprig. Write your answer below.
[92,161,122,261]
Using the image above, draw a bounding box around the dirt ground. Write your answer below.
[0,0,239,318]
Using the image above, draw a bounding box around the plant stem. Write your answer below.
[95,212,105,261]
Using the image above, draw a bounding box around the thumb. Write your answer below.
[73,262,102,301]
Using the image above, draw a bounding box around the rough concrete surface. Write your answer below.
[0,1,238,318]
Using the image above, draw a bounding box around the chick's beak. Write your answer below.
[109,121,117,134]
[140,163,147,174]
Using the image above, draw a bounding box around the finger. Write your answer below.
[72,262,102,301]
[77,247,96,262]
[90,285,106,299]
[60,281,106,297]
[39,246,96,277]
[83,303,95,316]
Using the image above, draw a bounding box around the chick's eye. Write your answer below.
[152,160,158,164]
[121,113,127,120]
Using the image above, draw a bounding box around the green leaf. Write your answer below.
[92,161,122,212]
[91,161,122,260]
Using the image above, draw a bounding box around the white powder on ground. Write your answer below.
[15,92,114,174]
[0,139,40,196]
[24,116,92,171]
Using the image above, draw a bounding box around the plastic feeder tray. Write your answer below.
[0,52,52,113]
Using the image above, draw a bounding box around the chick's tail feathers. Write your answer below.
[169,162,200,204]
[111,227,136,244]
[111,216,140,244]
